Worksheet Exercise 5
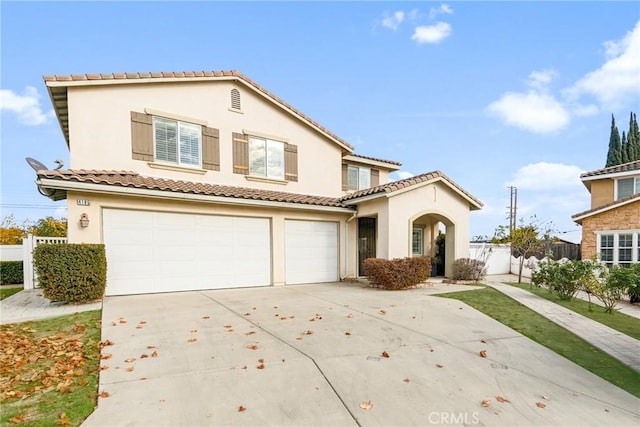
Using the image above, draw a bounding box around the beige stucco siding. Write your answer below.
[67,191,351,286]
[66,81,343,196]
[589,179,614,209]
[580,200,640,259]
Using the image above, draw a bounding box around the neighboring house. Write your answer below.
[37,70,482,296]
[572,160,640,266]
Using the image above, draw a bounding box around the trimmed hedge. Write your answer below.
[364,256,431,290]
[0,261,23,285]
[452,258,487,282]
[33,244,106,303]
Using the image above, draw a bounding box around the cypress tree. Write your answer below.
[621,131,629,164]
[630,112,640,161]
[605,114,622,167]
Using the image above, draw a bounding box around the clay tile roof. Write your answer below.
[43,70,354,151]
[37,170,352,209]
[571,193,640,222]
[339,170,483,207]
[349,153,402,166]
[581,160,640,179]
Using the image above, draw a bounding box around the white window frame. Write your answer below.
[412,227,424,256]
[596,230,640,267]
[615,176,640,200]
[248,136,285,180]
[153,117,202,168]
[347,165,371,191]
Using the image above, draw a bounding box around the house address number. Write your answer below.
[77,199,91,206]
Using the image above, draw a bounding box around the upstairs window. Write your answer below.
[616,177,640,199]
[153,117,201,167]
[347,166,371,191]
[249,136,284,180]
[598,232,640,267]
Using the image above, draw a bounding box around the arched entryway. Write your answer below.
[410,212,456,277]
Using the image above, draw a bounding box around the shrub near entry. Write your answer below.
[33,244,106,303]
[364,257,431,290]
[0,261,23,284]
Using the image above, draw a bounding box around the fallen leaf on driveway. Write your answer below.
[379,310,386,315]
[403,378,410,383]
[99,365,109,371]
[147,345,156,349]
[244,312,251,316]
[496,396,510,403]
[480,339,487,343]
[309,317,316,322]
[541,395,550,400]
[119,318,127,324]
[382,351,390,358]
[295,337,302,341]
[303,330,314,335]
[126,366,134,372]
[256,363,265,369]
[99,391,110,398]
[359,401,373,410]
[224,325,233,329]
[100,339,114,347]
[536,402,546,409]
[136,325,144,329]
[190,329,197,333]
[124,358,136,363]
[99,353,112,360]
[246,344,259,350]
[347,313,353,318]
[202,316,210,319]
[436,364,444,368]
[187,338,197,343]
[345,332,351,336]
[140,354,149,358]
[481,400,491,407]
[151,350,158,357]
[238,406,246,412]
[245,331,256,336]
[479,350,487,358]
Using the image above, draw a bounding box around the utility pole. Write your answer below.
[507,186,518,237]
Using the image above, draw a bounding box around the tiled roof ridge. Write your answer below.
[43,70,354,151]
[571,193,640,220]
[37,169,350,208]
[581,160,640,178]
[349,153,402,166]
[340,170,483,207]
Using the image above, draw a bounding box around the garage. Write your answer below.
[103,209,271,296]
[285,220,338,284]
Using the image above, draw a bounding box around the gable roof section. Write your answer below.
[571,193,640,224]
[580,160,640,191]
[43,70,355,152]
[340,171,483,210]
[344,154,402,170]
[37,169,353,211]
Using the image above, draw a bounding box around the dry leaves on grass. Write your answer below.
[0,325,92,403]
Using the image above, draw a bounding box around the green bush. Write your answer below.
[609,264,640,303]
[364,257,431,290]
[33,244,106,303]
[451,258,486,282]
[0,261,23,284]
[532,259,592,300]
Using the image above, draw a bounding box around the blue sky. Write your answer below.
[1,1,639,242]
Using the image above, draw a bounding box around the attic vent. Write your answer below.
[231,89,241,110]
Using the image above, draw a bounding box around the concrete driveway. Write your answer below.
[83,282,639,426]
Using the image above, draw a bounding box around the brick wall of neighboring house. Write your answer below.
[581,200,640,259]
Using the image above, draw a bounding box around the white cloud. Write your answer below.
[486,91,570,134]
[381,11,405,30]
[527,69,557,91]
[392,171,415,181]
[564,20,640,108]
[507,162,585,191]
[0,86,53,125]
[412,22,452,44]
[429,4,453,20]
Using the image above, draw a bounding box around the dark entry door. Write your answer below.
[358,217,376,276]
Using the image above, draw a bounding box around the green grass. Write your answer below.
[0,287,22,300]
[508,281,640,340]
[0,310,102,426]
[438,287,640,398]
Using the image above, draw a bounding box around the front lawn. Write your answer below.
[0,310,102,426]
[507,282,640,340]
[438,287,640,398]
[0,287,22,300]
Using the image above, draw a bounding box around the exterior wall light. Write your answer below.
[79,213,90,228]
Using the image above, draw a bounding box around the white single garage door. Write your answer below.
[285,220,338,284]
[103,209,271,296]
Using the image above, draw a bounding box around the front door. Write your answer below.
[358,217,376,276]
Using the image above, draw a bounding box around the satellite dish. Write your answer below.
[26,157,49,172]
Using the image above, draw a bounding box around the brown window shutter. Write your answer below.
[284,143,298,182]
[202,127,220,171]
[341,164,348,191]
[131,111,153,161]
[371,169,380,187]
[232,132,249,175]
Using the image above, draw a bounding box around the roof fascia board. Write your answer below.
[581,169,640,182]
[342,155,401,171]
[572,197,640,222]
[37,179,355,214]
[386,177,483,209]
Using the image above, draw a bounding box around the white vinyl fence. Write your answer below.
[0,245,23,262]
[469,242,511,275]
[23,234,68,289]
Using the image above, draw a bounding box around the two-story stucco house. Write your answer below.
[37,70,482,296]
[572,160,640,266]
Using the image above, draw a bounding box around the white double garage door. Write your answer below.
[103,209,338,296]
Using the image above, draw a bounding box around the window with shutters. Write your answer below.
[249,136,284,180]
[153,117,202,167]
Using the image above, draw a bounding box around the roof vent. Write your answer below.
[231,88,241,110]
